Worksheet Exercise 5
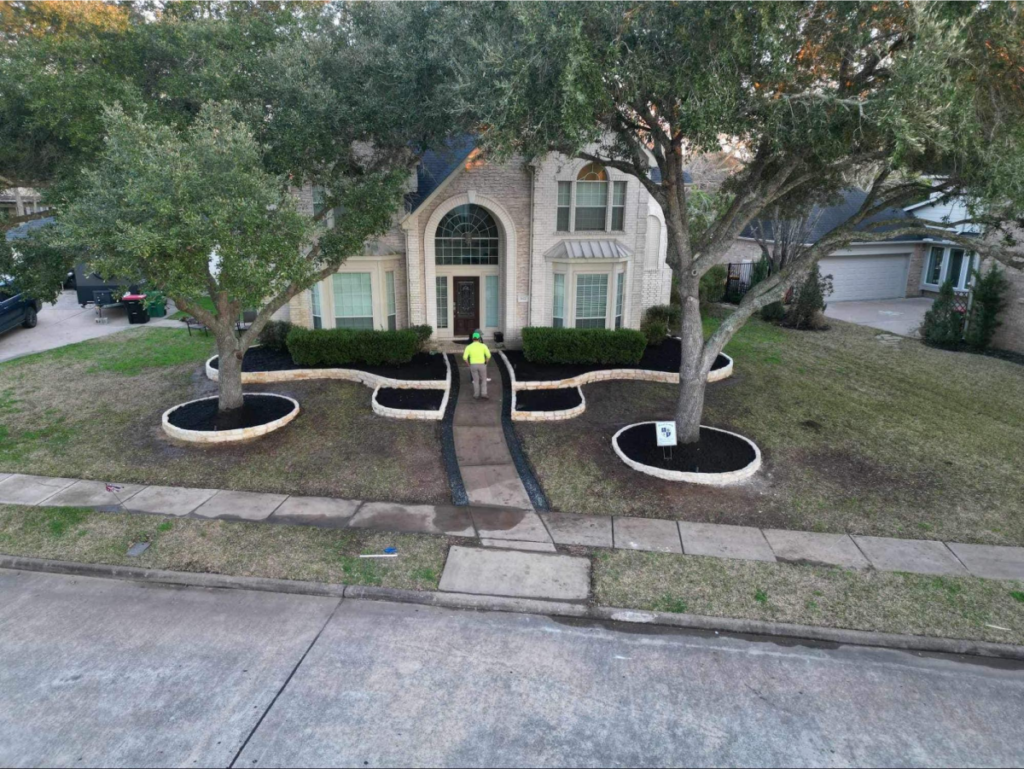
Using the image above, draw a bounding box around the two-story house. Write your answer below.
[286,137,674,343]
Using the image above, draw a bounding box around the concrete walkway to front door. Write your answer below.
[452,357,533,511]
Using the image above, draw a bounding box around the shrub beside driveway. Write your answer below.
[517,312,1024,546]
[0,328,449,504]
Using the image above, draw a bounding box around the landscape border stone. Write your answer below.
[161,394,300,444]
[611,422,762,486]
[509,385,586,422]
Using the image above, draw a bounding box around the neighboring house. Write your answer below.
[722,188,981,303]
[0,188,47,218]
[287,137,676,343]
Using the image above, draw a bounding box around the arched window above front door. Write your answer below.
[435,204,500,265]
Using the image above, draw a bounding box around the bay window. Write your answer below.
[575,274,608,329]
[332,272,373,329]
[552,273,565,328]
[385,271,397,331]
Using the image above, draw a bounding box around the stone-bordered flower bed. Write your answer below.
[206,347,451,421]
[511,386,585,422]
[498,338,732,420]
[612,422,761,485]
[372,386,449,421]
[162,393,300,444]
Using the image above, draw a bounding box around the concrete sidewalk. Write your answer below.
[2,472,1023,587]
[825,297,933,337]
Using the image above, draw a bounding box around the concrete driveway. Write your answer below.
[0,290,179,363]
[825,297,933,337]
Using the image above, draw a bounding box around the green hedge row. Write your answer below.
[286,326,429,367]
[522,327,647,365]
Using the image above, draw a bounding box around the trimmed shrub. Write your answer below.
[257,320,293,351]
[641,304,679,345]
[700,264,728,305]
[785,263,833,330]
[410,324,433,345]
[964,266,1009,351]
[522,326,647,365]
[760,301,787,322]
[921,281,965,349]
[287,327,422,367]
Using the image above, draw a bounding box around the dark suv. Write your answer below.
[0,282,41,335]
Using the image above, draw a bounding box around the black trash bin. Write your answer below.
[123,293,150,325]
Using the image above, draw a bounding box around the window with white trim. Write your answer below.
[947,248,968,289]
[614,271,624,329]
[385,270,397,331]
[926,246,944,285]
[556,182,571,232]
[574,163,608,231]
[552,272,565,328]
[435,276,449,329]
[484,275,499,328]
[310,283,323,330]
[332,272,373,329]
[575,274,608,329]
[611,182,626,231]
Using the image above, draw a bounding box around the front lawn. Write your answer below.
[517,311,1024,545]
[0,328,449,503]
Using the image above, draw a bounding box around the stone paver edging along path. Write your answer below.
[2,472,1024,582]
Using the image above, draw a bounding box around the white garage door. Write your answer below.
[817,254,910,302]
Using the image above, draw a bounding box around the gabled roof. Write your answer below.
[5,216,55,241]
[544,239,632,259]
[740,189,926,244]
[405,135,478,214]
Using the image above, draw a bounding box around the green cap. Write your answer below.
[472,331,481,340]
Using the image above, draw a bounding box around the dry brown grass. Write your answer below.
[0,327,449,503]
[518,315,1024,545]
[594,549,1024,646]
[0,504,449,590]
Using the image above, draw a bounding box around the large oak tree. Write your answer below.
[457,1,1024,442]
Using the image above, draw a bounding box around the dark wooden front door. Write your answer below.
[453,277,480,338]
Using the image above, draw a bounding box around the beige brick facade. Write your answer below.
[288,151,672,342]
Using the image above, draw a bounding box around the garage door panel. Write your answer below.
[818,254,910,302]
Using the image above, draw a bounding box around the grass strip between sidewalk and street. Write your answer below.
[0,505,448,591]
[592,549,1024,647]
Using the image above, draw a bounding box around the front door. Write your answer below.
[453,277,480,338]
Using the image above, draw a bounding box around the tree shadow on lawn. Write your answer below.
[516,332,1024,547]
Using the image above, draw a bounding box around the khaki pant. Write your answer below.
[469,363,488,398]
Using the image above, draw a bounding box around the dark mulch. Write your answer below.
[616,423,755,474]
[168,394,296,432]
[505,339,729,382]
[376,388,445,411]
[515,387,583,412]
[211,346,447,381]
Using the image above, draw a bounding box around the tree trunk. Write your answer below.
[215,333,245,413]
[675,273,706,444]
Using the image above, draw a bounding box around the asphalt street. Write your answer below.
[1,568,1022,768]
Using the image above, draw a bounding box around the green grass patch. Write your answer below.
[169,296,217,321]
[0,504,449,591]
[594,549,1024,646]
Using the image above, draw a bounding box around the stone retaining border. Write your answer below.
[510,386,586,422]
[207,349,451,422]
[205,350,450,390]
[499,349,734,392]
[161,394,300,444]
[612,422,762,486]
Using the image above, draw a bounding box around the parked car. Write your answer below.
[0,281,41,335]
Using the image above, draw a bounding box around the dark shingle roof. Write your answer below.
[405,135,478,214]
[740,189,923,243]
[5,216,55,241]
[649,167,693,185]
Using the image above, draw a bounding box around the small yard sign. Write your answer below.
[655,421,677,447]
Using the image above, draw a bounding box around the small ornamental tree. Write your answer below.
[786,264,834,330]
[921,281,965,349]
[456,1,1024,443]
[56,104,371,413]
[964,266,1010,351]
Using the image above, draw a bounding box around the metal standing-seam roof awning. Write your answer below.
[544,239,633,260]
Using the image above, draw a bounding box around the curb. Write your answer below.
[4,554,1022,662]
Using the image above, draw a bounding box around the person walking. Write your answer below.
[463,330,492,399]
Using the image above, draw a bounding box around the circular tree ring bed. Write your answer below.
[612,421,761,485]
[162,393,300,444]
